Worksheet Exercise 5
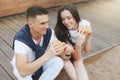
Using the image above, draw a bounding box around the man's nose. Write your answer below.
[45,23,48,28]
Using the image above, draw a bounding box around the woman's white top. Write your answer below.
[69,20,92,44]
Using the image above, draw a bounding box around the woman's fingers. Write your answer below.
[49,42,65,55]
[64,44,74,54]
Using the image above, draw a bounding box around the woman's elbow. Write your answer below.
[84,50,89,54]
[84,44,91,53]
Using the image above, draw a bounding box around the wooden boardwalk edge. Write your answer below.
[84,42,120,65]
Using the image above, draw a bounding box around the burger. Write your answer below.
[77,26,92,35]
[53,40,65,53]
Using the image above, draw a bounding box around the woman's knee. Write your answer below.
[64,60,71,68]
[73,59,84,67]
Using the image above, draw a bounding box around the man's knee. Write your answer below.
[43,56,64,71]
[53,56,64,69]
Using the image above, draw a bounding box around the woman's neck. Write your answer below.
[72,23,78,30]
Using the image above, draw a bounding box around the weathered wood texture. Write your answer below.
[0,0,120,80]
[0,0,89,17]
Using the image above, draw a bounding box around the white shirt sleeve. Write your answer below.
[14,40,30,54]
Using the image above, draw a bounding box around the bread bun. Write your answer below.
[53,40,63,46]
[53,40,65,53]
[77,26,92,35]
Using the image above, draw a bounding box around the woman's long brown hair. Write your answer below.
[55,3,81,46]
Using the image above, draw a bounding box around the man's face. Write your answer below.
[29,14,49,35]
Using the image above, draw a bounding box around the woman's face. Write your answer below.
[61,10,77,30]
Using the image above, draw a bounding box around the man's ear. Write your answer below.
[28,21,33,28]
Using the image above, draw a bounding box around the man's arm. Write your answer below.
[16,52,53,78]
[16,42,65,78]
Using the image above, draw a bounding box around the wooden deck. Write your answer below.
[0,0,88,17]
[0,0,120,80]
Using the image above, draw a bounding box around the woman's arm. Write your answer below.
[60,44,74,60]
[71,29,84,60]
[82,32,92,54]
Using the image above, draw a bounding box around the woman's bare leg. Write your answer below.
[73,59,89,80]
[64,60,77,80]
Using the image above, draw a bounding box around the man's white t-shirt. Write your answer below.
[11,29,57,80]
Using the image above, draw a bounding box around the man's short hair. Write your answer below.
[26,6,48,20]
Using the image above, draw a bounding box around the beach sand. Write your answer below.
[56,45,120,80]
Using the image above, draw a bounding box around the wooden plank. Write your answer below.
[0,50,16,80]
[0,28,13,47]
[5,17,24,28]
[0,65,12,80]
[0,38,14,60]
[48,8,58,29]
[0,18,20,32]
[0,0,89,17]
[78,2,120,26]
[0,21,16,38]
[6,16,25,27]
[13,15,27,24]
[82,3,120,25]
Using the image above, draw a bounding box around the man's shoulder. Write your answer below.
[47,28,55,34]
[15,24,28,37]
[14,40,31,54]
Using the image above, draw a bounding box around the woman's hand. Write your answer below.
[76,26,85,45]
[64,44,74,55]
[60,44,74,60]
[83,31,92,54]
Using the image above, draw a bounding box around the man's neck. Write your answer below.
[31,30,42,45]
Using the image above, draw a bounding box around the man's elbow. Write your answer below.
[16,66,28,78]
[19,70,28,78]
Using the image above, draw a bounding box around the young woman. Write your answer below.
[55,3,92,80]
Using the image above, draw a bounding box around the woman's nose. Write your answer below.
[64,20,69,24]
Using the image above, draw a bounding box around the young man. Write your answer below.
[11,6,64,80]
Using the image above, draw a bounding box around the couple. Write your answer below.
[11,3,92,80]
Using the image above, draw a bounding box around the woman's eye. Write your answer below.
[62,18,65,21]
[67,17,71,20]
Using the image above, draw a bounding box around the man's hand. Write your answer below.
[46,40,65,57]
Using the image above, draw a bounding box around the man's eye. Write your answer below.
[40,22,45,25]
